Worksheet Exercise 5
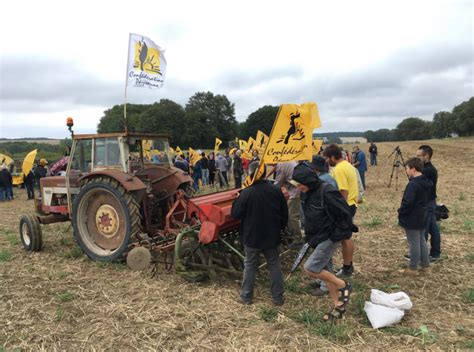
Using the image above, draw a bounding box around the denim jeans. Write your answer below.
[240,246,284,303]
[425,200,441,258]
[0,186,5,201]
[6,184,13,199]
[202,169,209,185]
[370,153,377,166]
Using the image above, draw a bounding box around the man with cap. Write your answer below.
[231,161,288,306]
[291,163,353,321]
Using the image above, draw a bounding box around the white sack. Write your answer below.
[364,301,405,329]
[370,289,413,310]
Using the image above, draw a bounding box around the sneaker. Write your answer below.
[239,298,252,305]
[429,256,441,263]
[404,254,410,261]
[336,266,353,278]
[310,287,328,297]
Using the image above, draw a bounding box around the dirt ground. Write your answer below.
[1,138,473,351]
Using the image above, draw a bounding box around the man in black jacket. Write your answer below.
[416,145,441,260]
[398,157,431,272]
[231,161,288,305]
[291,163,353,321]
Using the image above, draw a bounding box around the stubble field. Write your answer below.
[1,138,473,351]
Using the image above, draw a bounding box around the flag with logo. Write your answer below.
[243,102,321,188]
[312,139,323,155]
[255,130,269,153]
[247,137,256,152]
[189,148,201,166]
[214,137,222,153]
[126,33,167,89]
[175,146,182,155]
[239,139,247,150]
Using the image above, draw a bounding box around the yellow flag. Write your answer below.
[239,139,247,150]
[229,147,237,155]
[175,146,182,155]
[262,103,320,163]
[189,147,200,166]
[312,139,323,155]
[142,140,153,159]
[247,137,256,152]
[169,147,175,155]
[255,130,269,150]
[243,102,321,188]
[214,137,222,152]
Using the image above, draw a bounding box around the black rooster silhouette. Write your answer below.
[284,111,300,144]
[138,39,148,71]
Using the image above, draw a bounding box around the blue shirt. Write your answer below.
[356,151,367,173]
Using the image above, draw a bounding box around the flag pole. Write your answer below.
[123,33,132,133]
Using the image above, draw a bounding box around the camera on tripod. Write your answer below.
[387,145,408,190]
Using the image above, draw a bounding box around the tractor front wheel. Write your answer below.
[19,214,43,251]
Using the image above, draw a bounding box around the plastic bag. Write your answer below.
[370,289,413,310]
[364,301,405,329]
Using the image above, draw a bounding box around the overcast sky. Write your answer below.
[0,0,472,138]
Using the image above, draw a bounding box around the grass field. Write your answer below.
[1,138,473,350]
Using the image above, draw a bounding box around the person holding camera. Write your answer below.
[398,157,431,273]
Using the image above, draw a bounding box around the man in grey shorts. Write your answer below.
[291,163,353,321]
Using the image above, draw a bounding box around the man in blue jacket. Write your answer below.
[352,146,367,188]
[231,161,288,306]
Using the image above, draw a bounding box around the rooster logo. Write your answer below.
[134,38,162,75]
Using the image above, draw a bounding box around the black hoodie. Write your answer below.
[398,175,432,230]
[292,164,354,247]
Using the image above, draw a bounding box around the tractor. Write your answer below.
[19,119,295,281]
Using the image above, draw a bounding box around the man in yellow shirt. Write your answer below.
[324,144,359,277]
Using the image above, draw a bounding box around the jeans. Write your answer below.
[6,184,13,199]
[0,186,5,201]
[217,170,228,187]
[359,171,366,189]
[370,153,377,166]
[26,181,34,199]
[425,200,441,257]
[192,174,201,191]
[202,169,209,185]
[240,246,284,303]
[234,173,242,189]
[406,228,430,269]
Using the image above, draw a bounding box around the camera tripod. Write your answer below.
[387,146,408,190]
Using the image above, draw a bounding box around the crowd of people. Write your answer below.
[231,143,441,323]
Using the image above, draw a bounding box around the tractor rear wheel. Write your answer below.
[19,214,43,251]
[72,177,141,262]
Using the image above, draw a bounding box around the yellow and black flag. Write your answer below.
[214,137,222,153]
[189,147,201,166]
[243,102,321,188]
[312,139,323,155]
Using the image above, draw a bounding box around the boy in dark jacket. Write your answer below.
[291,163,353,321]
[398,157,431,272]
[231,161,288,306]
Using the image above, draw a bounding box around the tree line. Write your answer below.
[363,97,474,142]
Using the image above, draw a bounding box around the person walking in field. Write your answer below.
[323,144,359,278]
[208,152,217,186]
[231,161,288,306]
[24,170,35,200]
[352,146,367,189]
[233,150,244,189]
[201,152,209,186]
[215,152,228,187]
[398,157,431,273]
[0,164,13,200]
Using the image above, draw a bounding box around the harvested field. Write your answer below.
[1,138,473,351]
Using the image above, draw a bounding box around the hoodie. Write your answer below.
[292,164,353,247]
[398,175,432,230]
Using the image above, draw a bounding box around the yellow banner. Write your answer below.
[239,139,247,150]
[255,130,269,149]
[243,102,321,188]
[312,139,323,155]
[175,146,182,155]
[247,137,256,152]
[189,147,200,166]
[262,103,320,163]
[214,137,222,153]
[142,140,153,159]
[169,147,175,155]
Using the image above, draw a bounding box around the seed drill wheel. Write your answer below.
[72,177,141,262]
[175,230,209,283]
[19,214,43,251]
[127,247,151,271]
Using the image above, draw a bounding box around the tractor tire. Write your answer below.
[72,177,141,262]
[19,214,43,251]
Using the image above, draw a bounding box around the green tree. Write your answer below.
[136,99,186,145]
[394,117,432,141]
[432,111,455,138]
[184,92,237,148]
[240,105,279,140]
[364,128,395,142]
[97,104,144,133]
[452,97,474,136]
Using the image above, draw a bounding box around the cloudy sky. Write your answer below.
[0,0,472,138]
